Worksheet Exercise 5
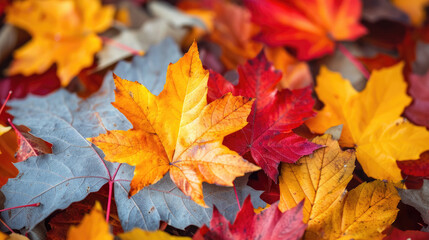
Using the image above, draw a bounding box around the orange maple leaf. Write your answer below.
[6,0,114,86]
[89,42,260,206]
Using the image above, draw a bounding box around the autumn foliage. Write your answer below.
[0,0,429,239]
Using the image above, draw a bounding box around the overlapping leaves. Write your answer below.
[208,52,319,181]
[0,39,264,232]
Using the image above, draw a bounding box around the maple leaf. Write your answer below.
[404,72,429,128]
[208,52,320,181]
[9,124,52,162]
[306,63,429,182]
[6,0,114,86]
[194,196,307,240]
[119,228,191,240]
[244,0,367,60]
[90,41,259,206]
[1,39,264,232]
[66,201,113,240]
[321,181,400,240]
[279,134,355,237]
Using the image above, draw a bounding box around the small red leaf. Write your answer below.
[10,123,53,162]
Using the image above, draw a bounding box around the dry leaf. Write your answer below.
[279,134,355,237]
[322,181,400,240]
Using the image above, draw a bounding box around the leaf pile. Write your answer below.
[0,0,429,239]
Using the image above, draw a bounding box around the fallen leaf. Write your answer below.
[244,0,367,60]
[208,52,320,181]
[279,134,355,237]
[195,196,306,240]
[383,228,429,240]
[0,39,265,232]
[399,179,429,229]
[392,0,429,26]
[101,39,265,232]
[90,41,259,206]
[6,0,114,86]
[66,201,113,240]
[10,124,52,163]
[306,63,429,181]
[321,181,400,240]
[118,228,190,240]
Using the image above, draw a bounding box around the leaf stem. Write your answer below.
[0,202,40,213]
[0,91,12,115]
[337,43,370,79]
[105,163,122,223]
[100,36,144,56]
[0,218,14,233]
[105,180,114,223]
[233,182,241,210]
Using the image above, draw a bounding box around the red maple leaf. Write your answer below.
[194,196,306,240]
[208,52,320,181]
[244,0,367,60]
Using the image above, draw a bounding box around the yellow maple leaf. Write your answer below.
[393,0,429,26]
[119,228,191,240]
[306,63,429,181]
[279,134,356,236]
[6,0,114,86]
[67,201,113,240]
[321,181,400,240]
[89,42,260,206]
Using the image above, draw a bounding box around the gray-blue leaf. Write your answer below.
[1,38,263,232]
